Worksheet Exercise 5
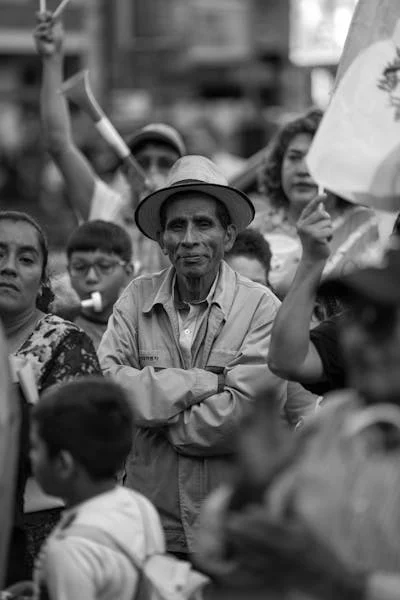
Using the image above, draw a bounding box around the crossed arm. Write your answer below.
[98,291,286,456]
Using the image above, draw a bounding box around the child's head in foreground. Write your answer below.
[30,377,133,502]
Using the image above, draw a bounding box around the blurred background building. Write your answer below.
[0,0,358,248]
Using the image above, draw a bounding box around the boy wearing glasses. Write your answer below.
[66,221,133,349]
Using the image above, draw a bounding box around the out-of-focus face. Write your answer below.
[160,192,236,286]
[340,298,400,405]
[68,250,131,315]
[0,220,43,317]
[136,142,180,192]
[30,421,61,498]
[281,133,318,210]
[225,254,268,286]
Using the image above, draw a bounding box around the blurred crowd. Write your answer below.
[1,7,400,600]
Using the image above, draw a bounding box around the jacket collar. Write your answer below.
[142,261,237,317]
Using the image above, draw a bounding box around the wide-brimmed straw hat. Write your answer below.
[135,155,255,241]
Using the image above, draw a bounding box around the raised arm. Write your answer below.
[34,13,97,219]
[268,196,332,384]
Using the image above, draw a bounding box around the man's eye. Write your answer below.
[98,263,114,272]
[137,157,150,170]
[168,223,183,231]
[71,264,86,272]
[158,158,175,171]
[20,256,35,265]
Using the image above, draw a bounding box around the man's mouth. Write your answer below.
[181,255,203,262]
[0,282,19,292]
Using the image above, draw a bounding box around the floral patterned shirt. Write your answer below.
[14,313,101,392]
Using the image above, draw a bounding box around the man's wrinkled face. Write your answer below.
[340,297,400,405]
[159,192,236,282]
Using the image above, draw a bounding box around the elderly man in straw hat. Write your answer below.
[98,155,286,557]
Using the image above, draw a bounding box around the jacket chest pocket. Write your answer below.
[206,349,237,372]
[138,349,175,370]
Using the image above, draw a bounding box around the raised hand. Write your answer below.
[33,11,64,58]
[297,194,333,262]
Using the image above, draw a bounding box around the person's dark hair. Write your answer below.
[32,377,133,480]
[130,139,181,160]
[159,191,232,232]
[225,228,272,281]
[0,210,54,312]
[66,220,132,263]
[259,108,323,210]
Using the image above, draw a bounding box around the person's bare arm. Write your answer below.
[34,13,97,219]
[268,196,332,384]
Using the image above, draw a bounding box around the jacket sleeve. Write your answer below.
[165,293,287,456]
[98,294,219,427]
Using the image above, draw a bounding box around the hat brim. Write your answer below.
[126,131,185,157]
[319,268,400,306]
[135,181,255,241]
[102,131,184,174]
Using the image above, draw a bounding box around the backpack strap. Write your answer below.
[63,523,143,572]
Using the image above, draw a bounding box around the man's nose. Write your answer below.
[85,266,100,282]
[146,164,166,191]
[181,224,198,245]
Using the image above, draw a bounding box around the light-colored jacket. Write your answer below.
[98,261,286,553]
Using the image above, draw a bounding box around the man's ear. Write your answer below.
[57,450,76,481]
[224,224,237,254]
[157,231,169,255]
[124,262,134,279]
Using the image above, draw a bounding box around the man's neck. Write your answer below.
[64,479,117,509]
[176,272,217,303]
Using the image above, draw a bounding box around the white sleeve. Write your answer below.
[89,178,128,224]
[43,539,97,600]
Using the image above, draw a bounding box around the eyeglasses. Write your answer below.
[68,259,127,277]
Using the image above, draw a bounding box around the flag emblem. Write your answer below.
[378,48,400,120]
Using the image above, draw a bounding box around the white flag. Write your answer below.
[307,1,400,211]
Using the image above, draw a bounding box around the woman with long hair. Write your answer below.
[256,109,379,302]
[0,211,101,584]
